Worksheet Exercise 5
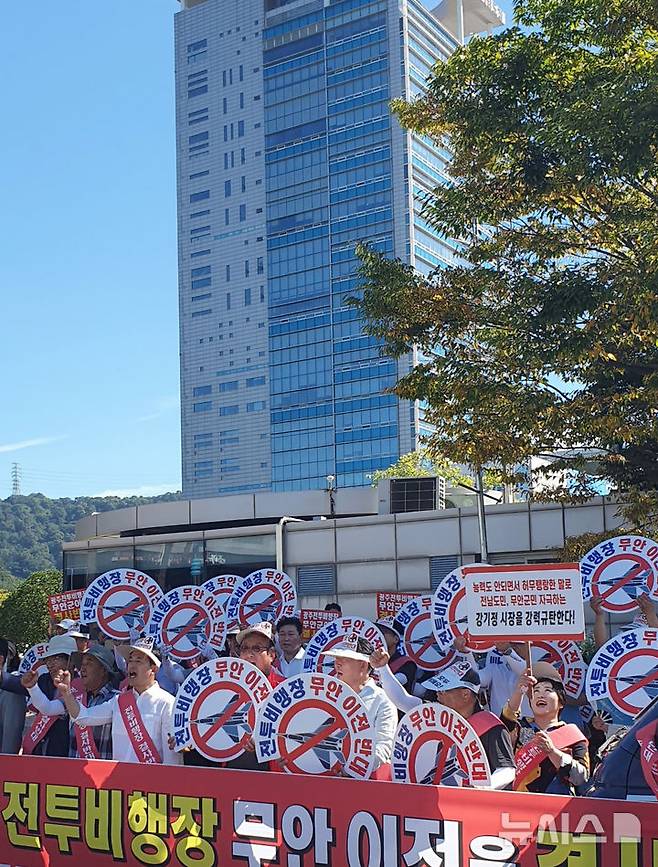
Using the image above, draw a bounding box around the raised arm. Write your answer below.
[370,649,421,714]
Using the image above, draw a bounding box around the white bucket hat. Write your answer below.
[44,634,78,658]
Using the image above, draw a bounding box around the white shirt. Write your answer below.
[74,683,182,765]
[358,678,397,769]
[478,650,527,717]
[277,647,306,678]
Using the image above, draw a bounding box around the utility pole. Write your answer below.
[475,467,489,562]
[11,463,21,496]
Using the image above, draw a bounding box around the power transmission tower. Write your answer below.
[11,463,21,496]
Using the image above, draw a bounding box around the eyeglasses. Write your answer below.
[240,645,270,654]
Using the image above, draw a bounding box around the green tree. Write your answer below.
[355,0,658,518]
[371,449,472,487]
[0,491,181,579]
[0,570,63,650]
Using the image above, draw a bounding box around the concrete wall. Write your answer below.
[65,497,624,623]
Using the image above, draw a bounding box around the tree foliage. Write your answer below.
[0,492,181,579]
[355,0,658,517]
[0,570,63,650]
[371,450,473,487]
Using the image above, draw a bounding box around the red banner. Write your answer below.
[0,755,657,866]
[47,589,85,622]
[376,591,417,620]
[299,608,338,641]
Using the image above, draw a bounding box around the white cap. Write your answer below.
[237,621,274,646]
[57,618,78,632]
[117,636,161,668]
[323,633,372,662]
[426,660,480,694]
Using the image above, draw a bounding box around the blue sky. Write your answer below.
[0,0,515,501]
[0,2,182,499]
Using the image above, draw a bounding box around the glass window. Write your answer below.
[134,541,205,591]
[205,535,275,579]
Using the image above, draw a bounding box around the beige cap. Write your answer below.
[236,620,274,646]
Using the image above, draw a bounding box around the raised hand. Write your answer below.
[518,670,537,695]
[54,669,72,696]
[533,730,555,756]
[20,670,38,690]
[589,596,604,617]
[369,648,390,669]
[453,636,468,654]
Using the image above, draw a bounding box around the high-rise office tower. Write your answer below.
[176,0,503,497]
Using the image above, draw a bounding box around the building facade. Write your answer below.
[175,0,503,497]
[63,491,621,630]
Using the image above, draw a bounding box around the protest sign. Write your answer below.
[80,569,164,641]
[148,585,226,660]
[586,626,658,724]
[376,591,418,620]
[463,563,584,642]
[225,568,297,628]
[396,594,452,671]
[255,673,376,778]
[200,574,240,628]
[172,657,271,762]
[299,608,338,641]
[18,642,49,676]
[47,589,85,623]
[2,754,658,866]
[431,567,496,653]
[303,617,386,674]
[581,535,658,613]
[392,703,491,787]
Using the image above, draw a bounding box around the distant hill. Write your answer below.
[0,492,181,579]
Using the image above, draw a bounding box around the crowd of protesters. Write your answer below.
[0,593,655,793]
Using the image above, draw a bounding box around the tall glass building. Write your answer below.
[175,0,503,497]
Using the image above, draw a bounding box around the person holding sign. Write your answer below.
[502,662,589,794]
[370,650,516,789]
[590,593,658,649]
[375,617,417,694]
[2,635,78,757]
[58,637,182,765]
[23,645,118,760]
[325,635,397,777]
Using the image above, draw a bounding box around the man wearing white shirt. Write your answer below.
[478,644,527,716]
[325,635,396,776]
[275,617,306,677]
[56,637,182,765]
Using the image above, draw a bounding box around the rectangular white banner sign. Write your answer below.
[463,562,585,642]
